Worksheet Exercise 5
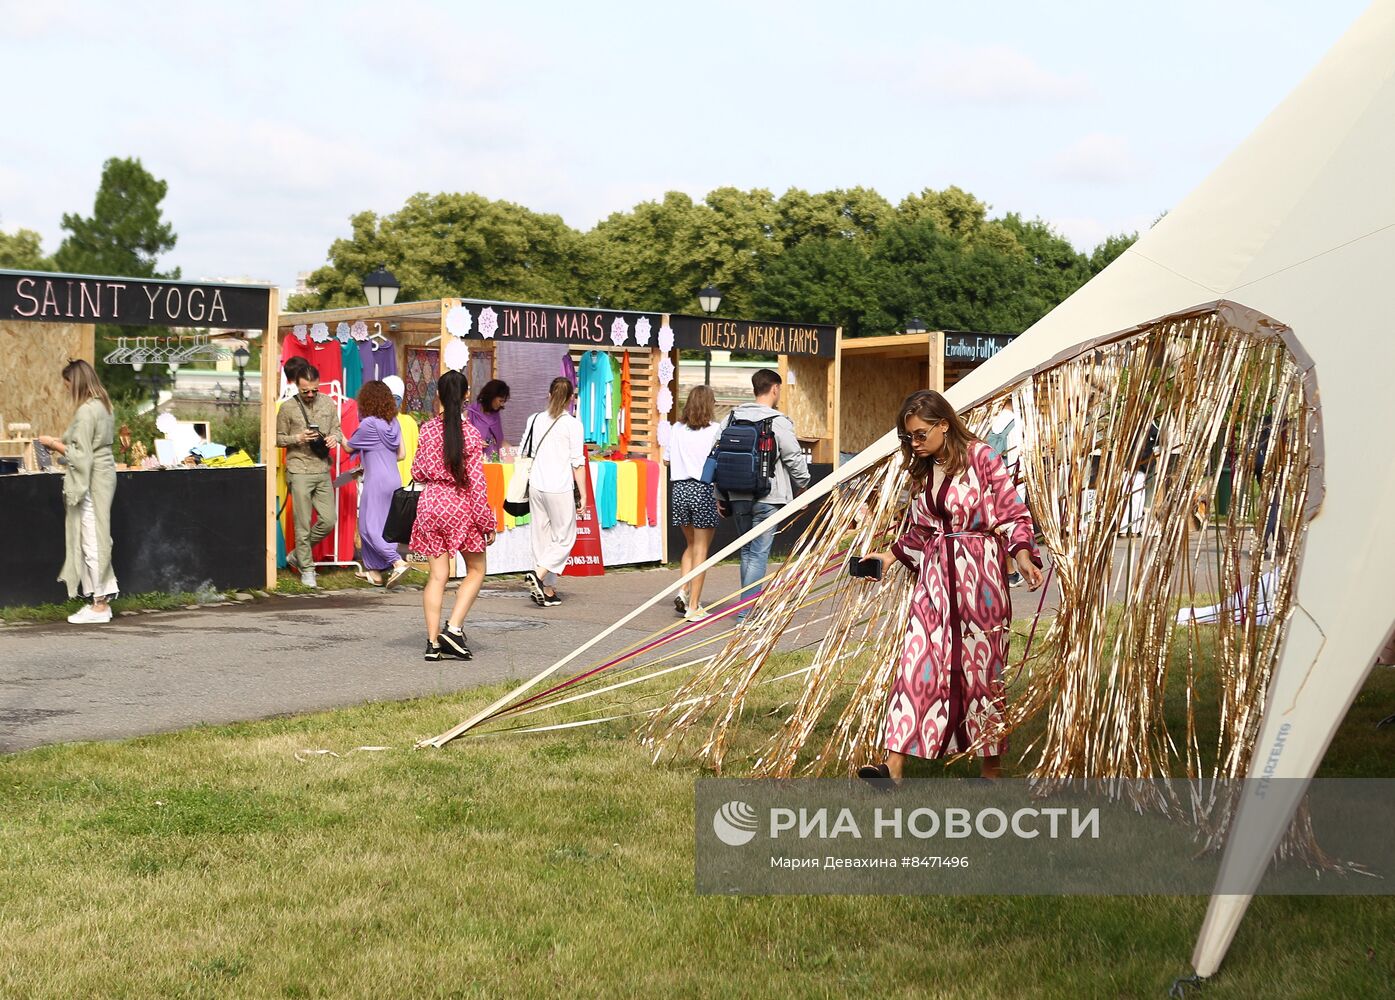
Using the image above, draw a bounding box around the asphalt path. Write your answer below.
[0,535,1245,753]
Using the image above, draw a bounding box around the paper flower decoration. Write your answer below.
[656,420,672,447]
[479,306,499,340]
[292,324,308,343]
[445,305,472,338]
[657,323,674,352]
[658,357,675,384]
[310,322,330,343]
[443,338,469,371]
[335,321,351,342]
[657,386,673,413]
[610,317,630,346]
[351,320,369,341]
[635,316,652,346]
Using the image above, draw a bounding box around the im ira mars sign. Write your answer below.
[0,270,272,329]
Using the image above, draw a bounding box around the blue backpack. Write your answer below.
[705,416,776,499]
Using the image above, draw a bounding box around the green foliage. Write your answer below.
[53,157,180,399]
[0,225,54,270]
[209,409,262,461]
[298,184,1148,339]
[1089,231,1139,275]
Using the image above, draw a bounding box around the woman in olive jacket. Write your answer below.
[37,360,119,624]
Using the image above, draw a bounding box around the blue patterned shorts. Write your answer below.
[670,478,719,529]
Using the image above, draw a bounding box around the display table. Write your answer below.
[2,466,267,606]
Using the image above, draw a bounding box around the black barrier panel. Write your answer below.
[666,464,833,571]
[0,468,266,606]
[669,315,836,359]
[454,299,662,349]
[0,270,271,329]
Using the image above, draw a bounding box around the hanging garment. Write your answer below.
[615,352,632,455]
[644,459,660,526]
[483,461,506,530]
[370,340,398,381]
[307,337,343,392]
[630,459,648,526]
[615,459,639,525]
[395,412,419,487]
[561,352,578,416]
[595,460,619,528]
[341,339,364,400]
[500,463,517,530]
[579,350,613,444]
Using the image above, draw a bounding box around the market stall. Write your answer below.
[836,327,1016,461]
[278,298,669,577]
[0,268,279,605]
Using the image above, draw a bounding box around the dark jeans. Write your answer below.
[729,499,779,611]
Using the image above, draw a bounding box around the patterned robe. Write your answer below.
[885,442,1042,759]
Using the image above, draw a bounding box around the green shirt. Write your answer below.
[275,393,342,475]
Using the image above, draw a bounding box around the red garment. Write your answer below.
[307,337,344,393]
[616,352,632,455]
[410,416,495,556]
[312,397,359,563]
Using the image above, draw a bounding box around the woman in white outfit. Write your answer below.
[36,360,119,624]
[521,377,588,608]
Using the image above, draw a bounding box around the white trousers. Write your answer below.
[528,488,576,584]
[81,492,119,600]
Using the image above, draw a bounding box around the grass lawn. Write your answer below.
[2,659,1393,998]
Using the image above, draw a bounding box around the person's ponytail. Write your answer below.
[438,370,469,488]
[546,376,573,419]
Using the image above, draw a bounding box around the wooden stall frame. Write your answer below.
[262,293,280,589]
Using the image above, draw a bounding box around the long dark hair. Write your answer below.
[438,369,469,488]
[898,389,978,485]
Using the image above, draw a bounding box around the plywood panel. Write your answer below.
[0,321,95,440]
[779,354,833,439]
[838,354,929,455]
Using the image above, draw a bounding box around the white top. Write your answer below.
[668,421,721,481]
[523,411,585,493]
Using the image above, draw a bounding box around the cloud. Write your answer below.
[897,43,1093,106]
[1050,212,1155,253]
[1046,133,1148,185]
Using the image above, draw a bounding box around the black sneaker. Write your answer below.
[1008,572,1023,588]
[674,591,688,616]
[439,628,472,660]
[523,571,547,606]
[424,642,443,662]
[543,592,562,607]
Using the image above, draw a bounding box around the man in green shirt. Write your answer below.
[275,364,341,587]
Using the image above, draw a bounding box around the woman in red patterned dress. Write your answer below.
[859,390,1044,785]
[411,370,497,662]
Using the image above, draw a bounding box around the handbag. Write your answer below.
[504,415,561,518]
[382,480,421,544]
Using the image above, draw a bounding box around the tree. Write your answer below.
[54,157,180,398]
[774,187,893,249]
[290,192,589,311]
[753,236,888,336]
[1088,232,1138,275]
[55,157,178,279]
[0,225,54,270]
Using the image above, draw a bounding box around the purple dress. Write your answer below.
[347,416,403,570]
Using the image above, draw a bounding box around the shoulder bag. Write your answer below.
[504,414,561,517]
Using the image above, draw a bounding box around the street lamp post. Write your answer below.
[363,266,401,307]
[905,316,927,337]
[698,284,723,385]
[233,346,250,404]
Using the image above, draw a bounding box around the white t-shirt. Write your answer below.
[523,411,585,493]
[668,422,721,481]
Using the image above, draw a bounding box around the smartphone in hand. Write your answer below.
[847,555,884,580]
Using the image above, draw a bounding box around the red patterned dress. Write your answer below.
[409,416,496,556]
[885,442,1041,759]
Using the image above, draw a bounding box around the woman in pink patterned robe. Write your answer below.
[860,390,1044,785]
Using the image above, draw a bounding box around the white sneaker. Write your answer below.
[300,569,318,588]
[68,604,112,624]
[684,606,710,623]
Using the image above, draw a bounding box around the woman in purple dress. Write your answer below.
[347,380,410,587]
[466,379,510,460]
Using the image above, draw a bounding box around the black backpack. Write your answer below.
[710,416,776,499]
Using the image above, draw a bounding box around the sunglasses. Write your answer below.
[898,424,943,445]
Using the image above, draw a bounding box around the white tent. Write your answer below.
[426,2,1395,977]
[940,1,1395,977]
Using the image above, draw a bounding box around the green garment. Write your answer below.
[59,398,117,598]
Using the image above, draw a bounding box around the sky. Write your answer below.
[0,0,1372,294]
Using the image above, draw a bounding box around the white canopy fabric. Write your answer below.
[929,1,1395,976]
